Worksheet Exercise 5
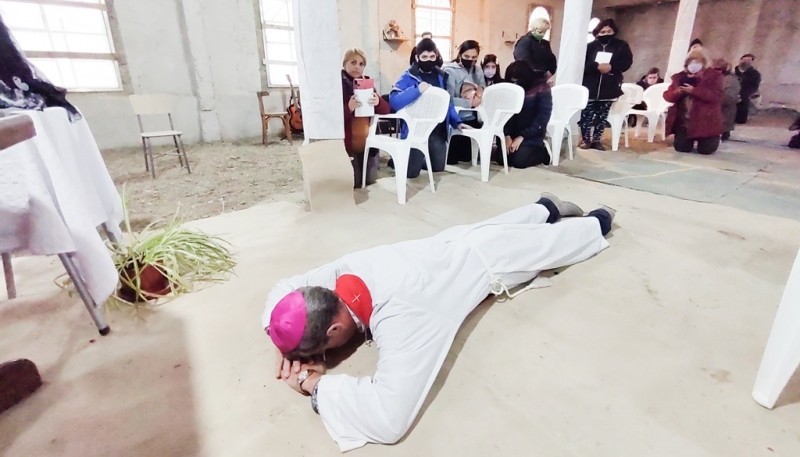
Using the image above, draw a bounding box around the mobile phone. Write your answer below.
[354,78,375,90]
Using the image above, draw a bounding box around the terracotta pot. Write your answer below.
[118,263,171,302]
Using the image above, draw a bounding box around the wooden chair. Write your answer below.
[128,94,191,179]
[257,90,292,145]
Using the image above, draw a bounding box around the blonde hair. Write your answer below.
[342,48,367,67]
[684,49,708,67]
[528,17,551,33]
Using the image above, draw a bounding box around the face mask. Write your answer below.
[483,68,496,79]
[687,62,703,74]
[418,60,436,72]
[597,35,612,44]
[461,59,475,70]
[532,32,545,40]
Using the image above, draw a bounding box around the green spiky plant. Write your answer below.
[109,193,236,308]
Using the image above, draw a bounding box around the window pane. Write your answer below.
[437,38,451,62]
[43,5,107,33]
[72,59,118,89]
[264,28,295,62]
[267,64,298,87]
[29,58,119,90]
[65,32,111,53]
[588,17,600,33]
[415,8,432,35]
[430,10,451,36]
[416,0,450,7]
[0,2,45,29]
[10,30,53,51]
[261,0,292,27]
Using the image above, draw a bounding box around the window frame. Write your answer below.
[0,0,124,92]
[257,0,298,89]
[412,0,455,62]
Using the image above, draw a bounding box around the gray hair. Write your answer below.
[285,286,340,360]
[528,17,550,33]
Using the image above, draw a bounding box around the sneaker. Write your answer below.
[540,192,584,218]
[590,141,606,151]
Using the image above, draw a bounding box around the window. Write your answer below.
[527,6,551,41]
[259,0,298,88]
[587,17,600,43]
[0,0,121,91]
[414,0,453,62]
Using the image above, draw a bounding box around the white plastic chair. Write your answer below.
[545,84,588,166]
[607,83,644,152]
[362,87,450,204]
[753,247,800,409]
[129,94,191,179]
[448,83,524,182]
[628,82,671,143]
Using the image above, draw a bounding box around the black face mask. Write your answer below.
[418,60,436,72]
[597,35,613,44]
[461,59,475,70]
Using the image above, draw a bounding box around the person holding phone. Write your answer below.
[341,48,390,188]
[663,50,724,154]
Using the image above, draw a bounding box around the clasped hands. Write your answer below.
[505,135,524,153]
[275,348,325,396]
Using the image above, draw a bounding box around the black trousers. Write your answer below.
[674,127,720,155]
[407,123,448,178]
[447,117,482,164]
[352,148,379,188]
[507,143,551,169]
[735,99,750,124]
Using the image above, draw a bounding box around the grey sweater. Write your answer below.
[442,61,486,108]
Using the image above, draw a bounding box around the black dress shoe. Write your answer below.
[590,141,606,151]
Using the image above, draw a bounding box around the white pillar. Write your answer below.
[555,0,593,86]
[665,0,699,78]
[179,0,222,143]
[293,0,344,141]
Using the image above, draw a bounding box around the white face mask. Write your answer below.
[687,62,703,74]
[483,68,496,79]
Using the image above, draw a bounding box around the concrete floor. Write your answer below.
[1,126,800,456]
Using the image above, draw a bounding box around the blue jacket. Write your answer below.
[389,64,462,138]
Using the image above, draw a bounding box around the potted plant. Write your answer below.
[111,198,236,305]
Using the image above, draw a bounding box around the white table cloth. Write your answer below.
[0,107,123,303]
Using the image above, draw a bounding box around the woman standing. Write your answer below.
[341,48,390,187]
[500,61,552,169]
[711,58,741,141]
[663,51,723,154]
[513,17,557,78]
[443,40,486,164]
[578,19,633,151]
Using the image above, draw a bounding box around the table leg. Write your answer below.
[2,253,16,299]
[58,253,111,336]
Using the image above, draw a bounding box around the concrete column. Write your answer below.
[665,0,699,78]
[178,0,222,143]
[555,0,593,86]
[292,0,344,140]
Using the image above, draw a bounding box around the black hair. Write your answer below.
[453,39,480,63]
[415,38,438,56]
[504,60,547,93]
[481,54,503,84]
[592,18,618,37]
[690,38,703,47]
[741,53,755,60]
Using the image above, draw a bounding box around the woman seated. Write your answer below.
[499,61,552,169]
[341,48,390,187]
[663,50,724,155]
[443,40,486,164]
[481,54,503,86]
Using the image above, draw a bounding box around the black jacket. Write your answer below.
[504,85,552,148]
[582,37,633,100]
[734,66,761,99]
[513,33,557,75]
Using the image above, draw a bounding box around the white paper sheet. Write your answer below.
[595,52,613,64]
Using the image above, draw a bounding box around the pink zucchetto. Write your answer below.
[267,291,307,353]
